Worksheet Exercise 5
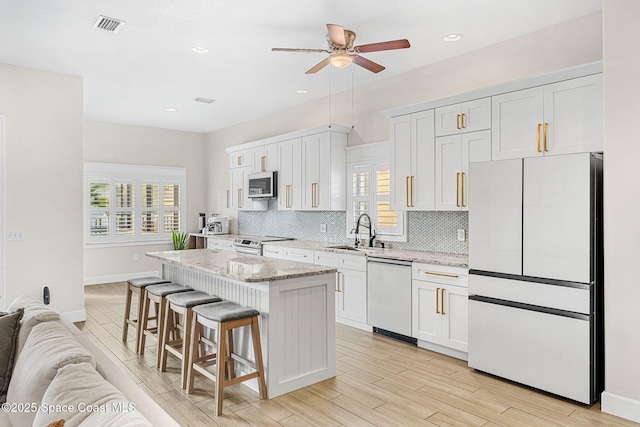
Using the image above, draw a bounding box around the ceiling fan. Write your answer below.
[272,24,410,74]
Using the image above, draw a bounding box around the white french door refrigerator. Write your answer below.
[468,152,603,404]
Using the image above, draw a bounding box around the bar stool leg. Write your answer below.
[122,284,133,342]
[251,316,268,399]
[155,299,167,369]
[159,299,172,372]
[187,313,201,394]
[181,307,193,389]
[226,329,235,380]
[134,288,146,352]
[214,322,228,416]
[138,292,151,354]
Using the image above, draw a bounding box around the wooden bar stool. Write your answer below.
[186,300,267,416]
[159,291,221,389]
[139,282,192,364]
[122,277,169,351]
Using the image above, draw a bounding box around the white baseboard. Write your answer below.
[83,270,161,286]
[64,309,87,323]
[601,391,640,423]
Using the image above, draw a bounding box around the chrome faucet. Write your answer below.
[354,213,376,248]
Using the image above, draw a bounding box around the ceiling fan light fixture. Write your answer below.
[330,53,353,69]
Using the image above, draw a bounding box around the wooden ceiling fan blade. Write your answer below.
[305,57,331,74]
[356,39,410,53]
[327,23,346,46]
[353,55,385,73]
[272,48,328,53]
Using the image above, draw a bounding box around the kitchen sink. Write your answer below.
[327,245,360,251]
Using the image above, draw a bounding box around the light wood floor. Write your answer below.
[76,282,637,427]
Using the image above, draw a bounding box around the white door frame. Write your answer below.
[0,116,5,309]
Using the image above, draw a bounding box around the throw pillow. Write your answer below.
[7,295,61,357]
[0,308,23,403]
[6,321,95,427]
[33,363,151,427]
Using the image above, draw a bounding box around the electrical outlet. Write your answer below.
[457,229,466,242]
[133,254,139,261]
[7,230,24,240]
[320,224,327,233]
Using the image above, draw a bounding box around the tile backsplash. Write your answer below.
[238,200,469,254]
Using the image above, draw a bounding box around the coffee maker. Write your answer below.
[205,215,229,235]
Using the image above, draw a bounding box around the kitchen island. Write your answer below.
[146,249,337,398]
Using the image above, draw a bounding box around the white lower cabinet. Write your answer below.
[412,263,469,358]
[207,238,235,252]
[262,244,284,259]
[314,251,369,331]
[282,247,314,263]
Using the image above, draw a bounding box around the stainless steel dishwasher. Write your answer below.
[367,257,415,342]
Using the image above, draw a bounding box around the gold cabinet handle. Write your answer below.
[456,172,460,207]
[405,176,410,207]
[237,155,243,166]
[544,122,548,152]
[537,123,542,152]
[435,287,440,314]
[238,189,243,209]
[456,114,461,130]
[312,182,318,208]
[425,271,459,279]
[226,190,229,209]
[461,113,466,129]
[461,172,466,207]
[261,156,266,172]
[410,176,415,207]
[335,272,341,292]
[286,185,291,208]
[441,288,446,315]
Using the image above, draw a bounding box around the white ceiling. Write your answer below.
[0,0,601,134]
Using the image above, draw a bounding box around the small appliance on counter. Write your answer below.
[205,215,229,235]
[198,213,206,232]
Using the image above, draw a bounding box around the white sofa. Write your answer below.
[1,295,180,427]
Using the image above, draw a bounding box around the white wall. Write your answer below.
[206,12,602,233]
[83,121,207,283]
[0,63,84,317]
[601,0,640,422]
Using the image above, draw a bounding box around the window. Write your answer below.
[84,163,187,246]
[346,143,407,242]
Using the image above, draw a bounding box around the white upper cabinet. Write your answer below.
[492,74,602,160]
[278,138,302,211]
[435,130,491,211]
[435,98,491,137]
[301,131,347,211]
[251,143,279,173]
[229,149,253,169]
[390,110,435,211]
[229,166,252,210]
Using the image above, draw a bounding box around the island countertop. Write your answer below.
[146,249,337,282]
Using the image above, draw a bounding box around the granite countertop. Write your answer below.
[263,240,469,268]
[146,249,337,282]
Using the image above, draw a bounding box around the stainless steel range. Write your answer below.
[233,236,292,256]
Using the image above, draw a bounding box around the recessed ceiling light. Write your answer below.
[443,34,462,43]
[165,108,178,112]
[296,89,309,94]
[191,46,209,53]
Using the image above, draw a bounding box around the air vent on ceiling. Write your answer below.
[195,97,216,104]
[93,15,126,33]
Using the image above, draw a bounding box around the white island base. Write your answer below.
[161,261,336,398]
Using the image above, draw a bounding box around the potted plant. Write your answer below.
[172,230,189,250]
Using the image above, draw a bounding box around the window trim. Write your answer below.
[345,142,407,243]
[84,162,187,247]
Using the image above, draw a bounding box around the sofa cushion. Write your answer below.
[0,309,23,403]
[6,321,95,427]
[33,362,151,427]
[7,294,61,356]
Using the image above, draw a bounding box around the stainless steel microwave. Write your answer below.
[247,171,277,199]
